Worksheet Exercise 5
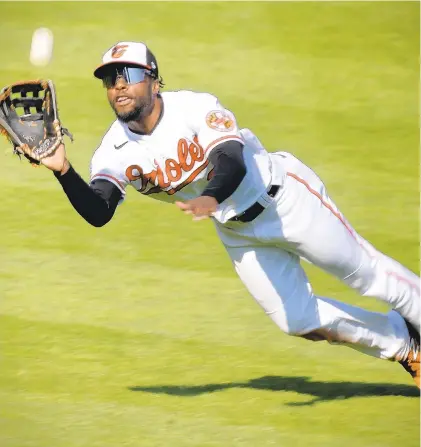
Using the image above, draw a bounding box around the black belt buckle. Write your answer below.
[230,184,280,223]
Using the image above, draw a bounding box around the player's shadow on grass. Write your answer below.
[129,375,419,406]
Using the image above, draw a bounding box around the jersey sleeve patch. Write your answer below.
[206,110,235,132]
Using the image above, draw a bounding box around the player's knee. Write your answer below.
[275,317,310,337]
[279,318,332,342]
[269,303,316,337]
[279,320,338,342]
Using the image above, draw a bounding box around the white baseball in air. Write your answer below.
[30,28,54,67]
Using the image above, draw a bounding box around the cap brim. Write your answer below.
[94,60,152,79]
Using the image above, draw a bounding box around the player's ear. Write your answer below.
[152,79,160,95]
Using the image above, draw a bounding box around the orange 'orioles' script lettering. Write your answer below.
[125,136,208,195]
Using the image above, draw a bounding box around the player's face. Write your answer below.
[105,69,158,123]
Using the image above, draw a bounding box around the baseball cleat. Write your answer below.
[399,320,420,389]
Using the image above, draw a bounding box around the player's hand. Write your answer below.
[176,196,218,220]
[40,143,70,175]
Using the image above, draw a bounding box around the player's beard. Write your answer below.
[110,89,153,123]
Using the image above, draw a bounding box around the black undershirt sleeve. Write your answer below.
[54,165,122,227]
[201,140,246,204]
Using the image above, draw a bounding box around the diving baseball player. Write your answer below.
[40,42,420,388]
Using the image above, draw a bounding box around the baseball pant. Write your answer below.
[215,152,420,361]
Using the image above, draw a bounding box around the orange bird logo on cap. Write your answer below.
[111,45,129,58]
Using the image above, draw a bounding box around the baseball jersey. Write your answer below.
[90,90,273,223]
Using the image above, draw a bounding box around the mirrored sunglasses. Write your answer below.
[101,66,154,88]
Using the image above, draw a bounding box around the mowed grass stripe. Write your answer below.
[0,391,362,447]
[2,308,418,390]
[0,3,417,66]
[1,316,418,447]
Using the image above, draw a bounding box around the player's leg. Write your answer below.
[223,242,410,362]
[269,152,420,334]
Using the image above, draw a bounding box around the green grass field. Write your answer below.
[0,2,419,446]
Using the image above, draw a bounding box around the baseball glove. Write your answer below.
[0,79,72,165]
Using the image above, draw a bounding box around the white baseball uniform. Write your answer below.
[91,89,420,361]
